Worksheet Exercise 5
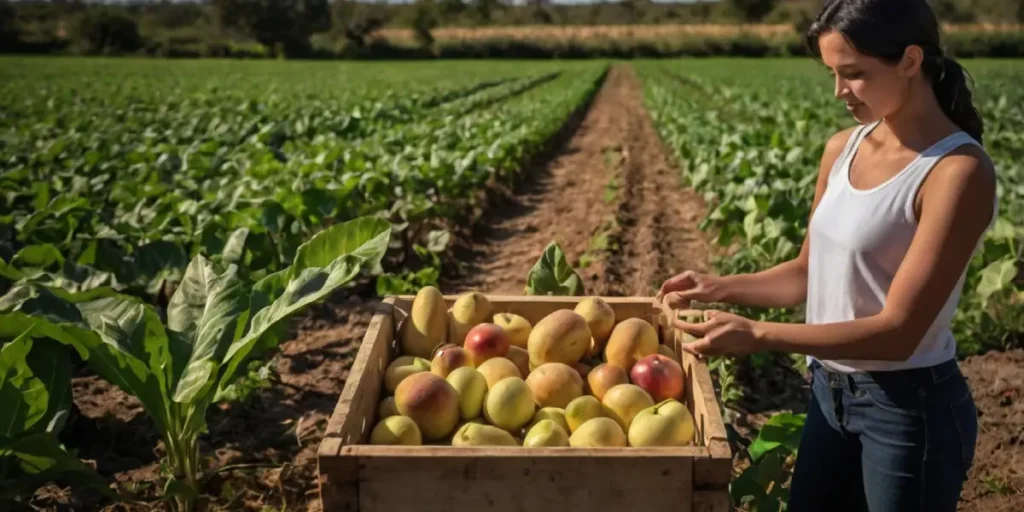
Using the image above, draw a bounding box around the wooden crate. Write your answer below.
[317,295,732,512]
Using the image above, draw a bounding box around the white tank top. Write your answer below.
[805,120,997,372]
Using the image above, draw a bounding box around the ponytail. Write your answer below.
[930,57,985,144]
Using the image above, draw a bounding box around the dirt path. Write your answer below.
[442,64,710,297]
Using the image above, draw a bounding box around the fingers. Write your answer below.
[672,317,717,337]
[656,271,696,300]
[662,291,694,310]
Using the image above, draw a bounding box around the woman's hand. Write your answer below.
[673,310,763,358]
[655,270,724,309]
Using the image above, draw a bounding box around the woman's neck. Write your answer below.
[877,80,960,151]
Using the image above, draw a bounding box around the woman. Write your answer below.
[656,1,997,510]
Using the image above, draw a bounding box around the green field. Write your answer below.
[1,56,1022,510]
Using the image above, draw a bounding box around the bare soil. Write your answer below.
[27,64,1022,512]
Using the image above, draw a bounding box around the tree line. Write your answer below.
[1,0,1021,58]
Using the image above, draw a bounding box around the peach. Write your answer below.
[505,345,531,378]
[587,363,629,401]
[525,362,583,409]
[464,323,510,366]
[394,372,460,440]
[431,345,472,378]
[604,318,659,374]
[476,357,522,389]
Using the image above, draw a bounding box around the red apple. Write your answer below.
[463,323,509,366]
[629,354,685,402]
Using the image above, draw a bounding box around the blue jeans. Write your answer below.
[788,358,978,512]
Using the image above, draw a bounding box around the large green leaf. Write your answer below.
[524,242,585,296]
[976,258,1018,304]
[166,256,247,404]
[289,216,391,279]
[1,432,117,500]
[23,338,72,436]
[747,412,805,463]
[0,330,47,439]
[218,255,364,395]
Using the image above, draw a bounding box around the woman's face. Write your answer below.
[817,30,915,124]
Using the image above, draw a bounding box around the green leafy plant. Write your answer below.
[0,329,116,505]
[730,412,806,512]
[524,241,585,296]
[0,216,391,512]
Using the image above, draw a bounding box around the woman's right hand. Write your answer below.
[655,270,725,309]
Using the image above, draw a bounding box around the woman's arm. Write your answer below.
[754,148,996,361]
[710,127,859,309]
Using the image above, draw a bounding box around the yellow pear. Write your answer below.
[449,291,492,345]
[383,356,431,394]
[601,383,655,432]
[569,417,626,447]
[523,419,570,447]
[564,395,603,433]
[483,377,535,433]
[528,407,570,434]
[445,367,488,420]
[476,357,522,389]
[493,312,532,349]
[378,396,399,419]
[527,309,591,368]
[628,399,695,447]
[451,422,518,446]
[370,415,422,445]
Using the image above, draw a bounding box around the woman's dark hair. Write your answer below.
[806,0,984,144]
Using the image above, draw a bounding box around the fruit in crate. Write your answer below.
[658,344,678,360]
[569,417,627,447]
[630,354,685,402]
[505,346,531,378]
[628,399,695,447]
[523,419,570,447]
[527,309,591,368]
[587,363,629,401]
[572,362,592,381]
[370,415,423,445]
[601,383,655,432]
[394,372,461,440]
[378,396,399,419]
[493,312,532,349]
[451,422,518,447]
[483,377,536,432]
[384,356,432,394]
[529,407,570,434]
[445,367,488,420]
[476,357,522,389]
[565,395,603,433]
[574,297,616,358]
[526,362,583,408]
[604,318,659,373]
[431,345,472,378]
[464,323,510,365]
[449,291,493,345]
[399,286,448,359]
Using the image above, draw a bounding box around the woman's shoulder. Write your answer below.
[818,124,862,174]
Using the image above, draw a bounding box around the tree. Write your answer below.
[728,0,779,22]
[213,0,331,56]
[0,1,18,49]
[412,0,439,47]
[72,6,142,54]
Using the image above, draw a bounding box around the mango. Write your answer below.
[628,399,695,447]
[449,291,492,345]
[601,383,655,432]
[384,355,432,394]
[523,419,570,447]
[569,417,626,447]
[445,366,488,420]
[370,415,422,445]
[483,377,535,433]
[604,317,659,373]
[451,422,518,446]
[527,309,591,368]
[493,312,532,349]
[526,362,583,409]
[565,395,603,433]
[394,372,460,440]
[399,286,448,359]
[574,297,616,358]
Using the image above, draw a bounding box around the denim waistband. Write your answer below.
[811,358,961,391]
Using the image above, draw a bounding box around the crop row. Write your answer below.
[0,59,607,302]
[638,59,1023,355]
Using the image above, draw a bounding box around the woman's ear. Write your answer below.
[900,44,925,78]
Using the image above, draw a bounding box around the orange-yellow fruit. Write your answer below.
[604,318,659,374]
[394,372,460,440]
[574,297,616,358]
[527,309,591,368]
[525,362,583,409]
[587,363,629,401]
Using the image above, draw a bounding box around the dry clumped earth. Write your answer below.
[33,65,1022,511]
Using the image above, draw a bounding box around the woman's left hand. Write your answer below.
[672,310,763,357]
